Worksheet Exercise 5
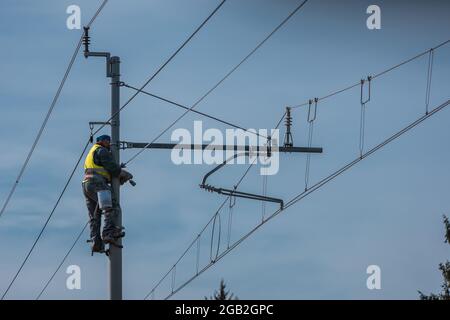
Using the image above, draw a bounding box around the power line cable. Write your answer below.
[144,159,257,300]
[0,0,109,219]
[124,0,310,166]
[291,39,449,109]
[90,0,228,139]
[1,139,91,300]
[36,222,89,300]
[285,99,450,209]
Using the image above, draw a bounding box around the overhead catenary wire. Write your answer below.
[290,39,449,110]
[286,99,450,208]
[141,39,450,299]
[124,0,310,166]
[145,39,450,298]
[145,107,278,300]
[0,0,109,219]
[371,40,449,80]
[151,99,450,300]
[144,159,257,300]
[87,0,109,27]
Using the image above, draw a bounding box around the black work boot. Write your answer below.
[91,237,105,253]
[103,227,125,248]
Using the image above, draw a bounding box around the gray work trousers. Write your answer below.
[82,177,117,240]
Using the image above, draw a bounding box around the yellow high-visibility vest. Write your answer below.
[84,144,111,181]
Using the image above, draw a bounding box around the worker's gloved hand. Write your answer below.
[119,169,133,185]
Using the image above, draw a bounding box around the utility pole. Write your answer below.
[83,27,122,300]
[109,56,122,300]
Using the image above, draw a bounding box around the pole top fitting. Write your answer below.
[82,26,90,58]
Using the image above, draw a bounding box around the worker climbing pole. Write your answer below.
[81,26,134,300]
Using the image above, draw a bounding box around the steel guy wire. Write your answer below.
[122,83,266,139]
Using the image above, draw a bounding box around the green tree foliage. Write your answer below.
[205,279,238,300]
[418,215,450,300]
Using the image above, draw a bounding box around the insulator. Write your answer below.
[285,107,292,127]
[82,27,90,56]
[266,136,272,158]
[82,35,90,46]
[284,107,293,147]
[89,123,94,143]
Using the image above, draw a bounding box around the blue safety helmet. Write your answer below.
[96,135,111,143]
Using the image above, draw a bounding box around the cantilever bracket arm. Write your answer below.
[83,26,112,77]
[200,152,247,187]
[119,141,323,153]
[200,152,284,209]
[205,185,284,208]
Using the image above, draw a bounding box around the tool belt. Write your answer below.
[83,168,111,183]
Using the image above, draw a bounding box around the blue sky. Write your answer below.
[0,0,449,300]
